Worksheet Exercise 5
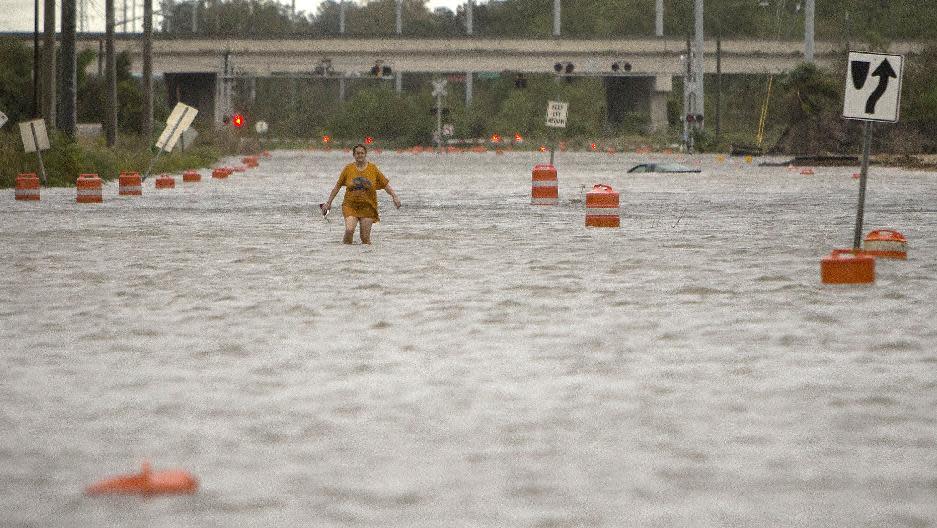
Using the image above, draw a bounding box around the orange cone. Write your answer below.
[86,462,198,496]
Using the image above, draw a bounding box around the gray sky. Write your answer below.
[1,0,465,32]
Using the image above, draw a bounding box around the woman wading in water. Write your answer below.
[321,144,401,244]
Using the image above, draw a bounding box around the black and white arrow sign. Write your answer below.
[843,51,904,122]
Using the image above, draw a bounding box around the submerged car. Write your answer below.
[627,163,701,173]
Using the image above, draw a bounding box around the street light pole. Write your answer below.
[805,0,815,63]
[33,0,40,117]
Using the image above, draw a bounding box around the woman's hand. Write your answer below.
[392,196,401,209]
[320,202,331,216]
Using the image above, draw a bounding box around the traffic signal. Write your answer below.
[514,74,527,89]
[364,136,374,145]
[611,61,632,73]
[370,62,393,78]
[554,61,574,75]
[232,113,244,128]
[430,107,450,117]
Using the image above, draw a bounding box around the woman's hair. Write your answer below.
[352,144,367,154]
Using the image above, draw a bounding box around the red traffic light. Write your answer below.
[232,113,244,128]
[364,136,374,145]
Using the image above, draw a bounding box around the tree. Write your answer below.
[0,38,34,124]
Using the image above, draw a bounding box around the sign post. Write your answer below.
[19,119,50,185]
[842,51,903,250]
[0,111,8,129]
[545,101,568,165]
[144,102,198,181]
[432,79,447,154]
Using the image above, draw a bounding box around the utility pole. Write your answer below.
[106,0,117,146]
[466,0,473,35]
[395,0,402,35]
[804,0,815,63]
[33,0,40,117]
[655,0,663,37]
[143,0,153,140]
[339,0,345,34]
[690,0,704,126]
[60,0,77,137]
[191,0,198,32]
[553,0,560,37]
[41,0,55,127]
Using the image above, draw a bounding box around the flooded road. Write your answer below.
[2,150,936,527]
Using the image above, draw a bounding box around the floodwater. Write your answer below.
[2,150,936,527]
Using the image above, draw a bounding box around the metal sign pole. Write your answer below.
[143,107,190,181]
[436,92,443,155]
[852,120,873,250]
[30,122,48,185]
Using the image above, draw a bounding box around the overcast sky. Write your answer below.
[1,0,466,32]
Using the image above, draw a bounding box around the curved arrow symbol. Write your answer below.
[865,59,897,114]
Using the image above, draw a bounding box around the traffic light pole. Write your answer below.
[436,91,443,154]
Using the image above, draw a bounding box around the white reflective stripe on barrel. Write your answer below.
[531,197,558,205]
[120,186,142,193]
[531,180,558,187]
[585,207,618,216]
[15,189,40,196]
[77,189,102,196]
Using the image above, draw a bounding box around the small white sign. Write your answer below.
[156,103,198,151]
[19,119,50,153]
[546,101,569,128]
[174,127,198,151]
[442,124,454,137]
[432,79,448,97]
[843,51,903,122]
[255,120,269,134]
[0,111,8,129]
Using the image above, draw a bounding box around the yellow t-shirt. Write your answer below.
[337,162,389,221]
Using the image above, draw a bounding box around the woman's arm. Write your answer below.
[384,183,401,209]
[322,180,343,214]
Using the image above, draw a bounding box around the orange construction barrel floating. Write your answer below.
[182,170,201,182]
[118,172,142,196]
[86,462,198,496]
[531,164,558,206]
[863,229,907,259]
[800,167,815,175]
[15,173,40,201]
[821,250,875,284]
[76,174,103,203]
[155,174,175,189]
[585,184,620,228]
[212,168,229,179]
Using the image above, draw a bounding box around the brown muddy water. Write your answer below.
[2,150,936,527]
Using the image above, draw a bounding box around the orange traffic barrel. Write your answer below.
[118,172,142,196]
[800,167,815,175]
[531,164,558,206]
[212,168,229,179]
[15,173,40,201]
[155,174,175,189]
[821,250,875,284]
[262,150,271,158]
[86,462,198,496]
[182,170,201,182]
[76,174,103,203]
[241,156,259,168]
[863,229,907,259]
[585,184,620,227]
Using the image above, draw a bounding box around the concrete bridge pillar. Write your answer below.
[649,75,672,133]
